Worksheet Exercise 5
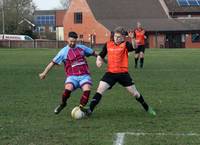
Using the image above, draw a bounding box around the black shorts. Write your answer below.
[135,45,145,54]
[101,72,134,89]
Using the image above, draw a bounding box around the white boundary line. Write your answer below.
[113,132,200,145]
[114,133,125,145]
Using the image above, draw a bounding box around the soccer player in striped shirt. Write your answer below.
[39,31,97,114]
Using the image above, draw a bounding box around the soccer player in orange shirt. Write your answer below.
[82,27,156,116]
[134,22,146,68]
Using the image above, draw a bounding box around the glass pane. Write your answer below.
[177,0,189,6]
[41,20,45,25]
[50,16,54,19]
[41,16,45,20]
[188,0,198,5]
[192,33,200,42]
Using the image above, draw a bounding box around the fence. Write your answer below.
[0,40,66,49]
[0,40,104,49]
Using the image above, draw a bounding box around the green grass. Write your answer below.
[0,48,200,145]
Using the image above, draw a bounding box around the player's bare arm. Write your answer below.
[131,37,136,49]
[39,61,55,80]
[96,42,108,67]
[128,31,136,49]
[96,55,104,68]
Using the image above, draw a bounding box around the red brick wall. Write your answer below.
[185,34,200,48]
[148,34,165,48]
[56,10,66,27]
[63,0,110,44]
[149,33,200,48]
[149,34,155,48]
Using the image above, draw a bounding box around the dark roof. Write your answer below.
[34,10,56,15]
[99,18,200,32]
[86,0,200,31]
[87,0,168,19]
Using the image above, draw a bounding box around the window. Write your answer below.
[36,15,55,26]
[74,12,83,24]
[49,26,56,32]
[177,0,200,6]
[38,26,45,32]
[192,33,200,42]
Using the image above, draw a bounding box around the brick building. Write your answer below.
[63,0,200,48]
[34,10,66,40]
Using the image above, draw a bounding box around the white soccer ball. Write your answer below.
[71,106,85,120]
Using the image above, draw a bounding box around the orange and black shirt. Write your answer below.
[99,41,135,73]
[134,28,145,45]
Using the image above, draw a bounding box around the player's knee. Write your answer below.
[139,54,144,58]
[96,86,106,94]
[96,83,109,94]
[65,83,74,90]
[133,91,140,97]
[82,84,91,90]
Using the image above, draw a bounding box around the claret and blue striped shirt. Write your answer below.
[53,44,94,76]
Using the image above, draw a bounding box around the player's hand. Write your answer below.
[39,73,46,80]
[96,56,103,68]
[129,32,134,38]
[96,59,103,68]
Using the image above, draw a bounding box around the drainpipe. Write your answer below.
[155,32,158,48]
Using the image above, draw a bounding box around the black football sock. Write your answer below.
[89,92,102,112]
[62,89,71,105]
[140,58,144,68]
[136,94,149,111]
[135,58,139,67]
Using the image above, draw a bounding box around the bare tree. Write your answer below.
[0,0,36,34]
[59,0,70,9]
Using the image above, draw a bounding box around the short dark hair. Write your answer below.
[114,26,128,36]
[110,31,114,40]
[68,31,78,39]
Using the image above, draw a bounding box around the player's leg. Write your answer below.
[139,46,145,68]
[80,84,91,107]
[84,73,116,115]
[89,72,117,113]
[126,85,156,116]
[54,76,77,114]
[79,75,93,107]
[87,81,110,114]
[118,73,156,116]
[54,83,74,114]
[126,85,148,110]
[134,50,139,68]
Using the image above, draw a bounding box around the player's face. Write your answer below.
[114,32,124,45]
[68,37,77,48]
[137,22,141,28]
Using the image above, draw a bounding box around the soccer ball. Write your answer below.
[71,106,85,120]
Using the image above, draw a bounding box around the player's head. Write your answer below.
[113,26,127,45]
[137,21,142,29]
[68,31,78,48]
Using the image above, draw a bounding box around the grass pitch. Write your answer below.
[0,48,200,145]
